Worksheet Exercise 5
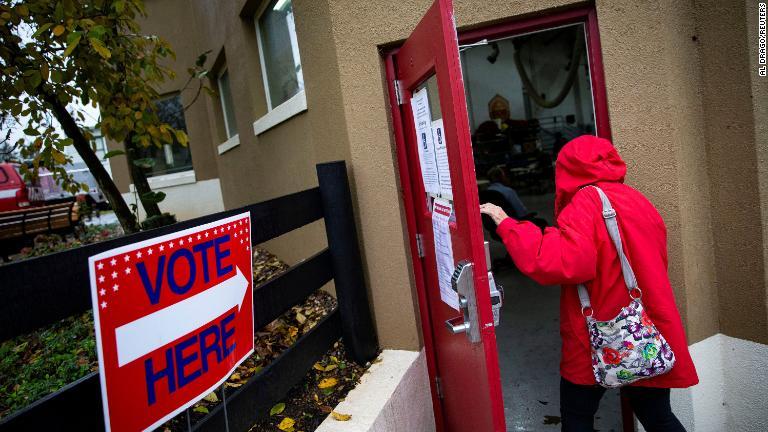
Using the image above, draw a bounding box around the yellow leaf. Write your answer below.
[270,402,285,416]
[313,363,325,372]
[318,378,337,389]
[203,392,218,403]
[324,364,337,372]
[277,417,295,431]
[295,312,306,324]
[53,25,65,36]
[89,38,111,59]
[287,326,298,337]
[330,356,340,363]
[52,150,67,164]
[331,411,352,421]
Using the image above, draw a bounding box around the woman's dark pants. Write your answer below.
[560,377,686,432]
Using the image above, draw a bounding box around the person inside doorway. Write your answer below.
[486,166,529,219]
[480,135,699,431]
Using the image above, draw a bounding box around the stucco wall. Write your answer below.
[132,0,766,351]
[693,0,767,344]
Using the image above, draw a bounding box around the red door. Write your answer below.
[386,0,505,430]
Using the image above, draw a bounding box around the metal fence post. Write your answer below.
[316,161,379,364]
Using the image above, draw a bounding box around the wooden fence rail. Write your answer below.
[0,161,378,432]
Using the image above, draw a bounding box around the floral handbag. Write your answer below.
[577,186,675,388]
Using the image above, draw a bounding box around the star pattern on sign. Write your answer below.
[136,251,143,259]
[99,275,105,283]
[111,271,118,279]
[125,267,131,275]
[159,244,165,252]
[97,262,104,270]
[148,248,153,255]
[101,301,107,309]
[124,255,130,262]
[110,258,117,266]
[169,241,175,248]
[100,288,106,296]
[112,284,119,292]
[179,238,185,245]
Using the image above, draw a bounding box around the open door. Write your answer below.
[386,0,505,430]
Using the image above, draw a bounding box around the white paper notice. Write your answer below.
[432,198,459,310]
[410,88,440,195]
[431,119,452,199]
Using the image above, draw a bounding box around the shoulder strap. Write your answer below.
[576,186,638,311]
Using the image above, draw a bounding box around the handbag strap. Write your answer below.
[576,186,639,312]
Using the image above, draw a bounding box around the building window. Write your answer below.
[256,0,304,110]
[218,69,238,139]
[137,94,193,177]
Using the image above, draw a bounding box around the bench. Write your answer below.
[0,202,80,261]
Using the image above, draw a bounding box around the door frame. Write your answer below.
[384,4,615,431]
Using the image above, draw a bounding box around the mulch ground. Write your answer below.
[1,244,371,431]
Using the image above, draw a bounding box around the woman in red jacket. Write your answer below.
[480,135,698,432]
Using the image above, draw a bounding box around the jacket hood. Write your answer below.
[554,135,627,216]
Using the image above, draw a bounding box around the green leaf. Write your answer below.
[270,402,286,416]
[195,50,211,67]
[193,405,209,414]
[132,158,155,168]
[103,150,126,159]
[63,33,82,58]
[23,126,40,136]
[140,191,166,204]
[31,23,53,39]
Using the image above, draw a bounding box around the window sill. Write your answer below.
[217,134,240,155]
[252,90,307,136]
[129,170,197,191]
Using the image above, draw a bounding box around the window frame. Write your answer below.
[217,67,238,140]
[251,0,307,136]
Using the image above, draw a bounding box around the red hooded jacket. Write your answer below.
[496,135,698,387]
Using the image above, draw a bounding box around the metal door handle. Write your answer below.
[445,316,470,334]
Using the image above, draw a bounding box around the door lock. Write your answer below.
[444,260,481,343]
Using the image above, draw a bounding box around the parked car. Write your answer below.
[0,162,45,211]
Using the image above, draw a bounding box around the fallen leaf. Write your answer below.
[230,372,241,381]
[203,392,218,403]
[331,411,352,421]
[296,312,306,324]
[324,364,338,372]
[318,378,338,389]
[313,363,326,372]
[319,405,333,413]
[330,356,340,363]
[270,402,286,416]
[193,405,209,414]
[278,417,295,431]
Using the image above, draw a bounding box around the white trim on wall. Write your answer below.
[217,134,240,155]
[252,90,307,136]
[129,170,197,191]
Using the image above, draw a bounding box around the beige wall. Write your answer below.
[135,0,767,350]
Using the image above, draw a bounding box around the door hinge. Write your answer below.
[393,79,404,105]
[435,376,444,399]
[415,233,425,258]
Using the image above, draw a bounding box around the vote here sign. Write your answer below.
[88,213,254,431]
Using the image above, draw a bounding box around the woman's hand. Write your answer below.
[480,203,510,226]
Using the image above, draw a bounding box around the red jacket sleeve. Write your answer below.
[495,189,599,285]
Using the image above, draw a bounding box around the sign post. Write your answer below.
[88,213,254,431]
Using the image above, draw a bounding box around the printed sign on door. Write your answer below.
[88,213,254,431]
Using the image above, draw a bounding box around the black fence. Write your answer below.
[0,161,378,431]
